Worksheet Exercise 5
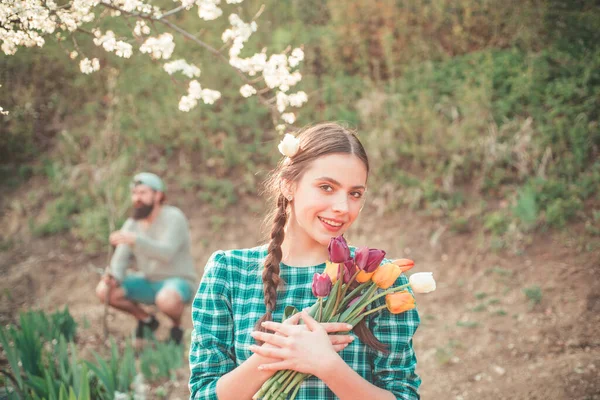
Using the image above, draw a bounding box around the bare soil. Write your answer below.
[1,189,599,400]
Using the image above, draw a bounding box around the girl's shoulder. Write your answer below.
[206,244,268,270]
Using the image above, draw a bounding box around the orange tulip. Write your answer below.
[371,263,402,289]
[392,258,415,273]
[323,260,340,285]
[385,290,416,314]
[356,270,374,283]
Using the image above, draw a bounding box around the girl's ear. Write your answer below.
[280,179,296,200]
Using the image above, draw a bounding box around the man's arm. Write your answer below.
[109,219,134,281]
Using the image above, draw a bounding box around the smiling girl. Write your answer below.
[189,123,421,399]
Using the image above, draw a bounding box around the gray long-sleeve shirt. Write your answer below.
[110,205,197,286]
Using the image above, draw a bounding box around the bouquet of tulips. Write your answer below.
[253,235,436,400]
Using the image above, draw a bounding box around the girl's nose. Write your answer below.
[331,194,349,213]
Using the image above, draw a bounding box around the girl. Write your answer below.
[189,123,420,399]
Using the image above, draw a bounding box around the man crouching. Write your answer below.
[96,172,197,344]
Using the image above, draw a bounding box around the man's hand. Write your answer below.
[101,274,120,288]
[109,230,137,246]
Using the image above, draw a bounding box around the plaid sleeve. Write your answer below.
[189,250,235,400]
[369,273,421,400]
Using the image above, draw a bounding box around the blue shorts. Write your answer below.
[121,275,195,305]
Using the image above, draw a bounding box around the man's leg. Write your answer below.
[95,280,150,321]
[155,288,185,326]
[155,278,194,344]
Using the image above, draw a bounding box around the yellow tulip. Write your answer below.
[385,290,416,314]
[356,270,374,283]
[323,260,340,284]
[372,263,402,289]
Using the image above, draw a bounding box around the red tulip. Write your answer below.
[312,272,332,298]
[328,235,351,263]
[364,249,386,273]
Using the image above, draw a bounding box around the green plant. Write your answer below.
[139,340,184,382]
[523,285,543,307]
[86,339,136,399]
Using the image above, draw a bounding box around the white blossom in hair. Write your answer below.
[278,133,300,158]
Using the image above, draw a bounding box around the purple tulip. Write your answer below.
[342,259,356,284]
[312,272,333,298]
[364,249,386,273]
[328,235,351,263]
[354,247,370,270]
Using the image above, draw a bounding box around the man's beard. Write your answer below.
[132,202,154,220]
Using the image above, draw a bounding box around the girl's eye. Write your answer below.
[319,184,333,192]
[350,191,363,199]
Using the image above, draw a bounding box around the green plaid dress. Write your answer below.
[189,245,421,399]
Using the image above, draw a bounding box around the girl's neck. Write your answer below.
[280,219,329,267]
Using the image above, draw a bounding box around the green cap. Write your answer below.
[131,172,165,192]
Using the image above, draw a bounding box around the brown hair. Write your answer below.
[255,122,388,353]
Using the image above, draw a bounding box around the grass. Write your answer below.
[1,1,599,251]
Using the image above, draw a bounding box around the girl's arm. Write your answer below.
[317,356,397,400]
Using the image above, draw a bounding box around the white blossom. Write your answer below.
[178,80,221,111]
[197,0,223,21]
[140,33,175,60]
[278,133,300,157]
[79,57,100,74]
[115,41,133,58]
[281,112,296,124]
[164,59,201,78]
[288,48,304,68]
[239,84,256,98]
[276,91,289,113]
[133,21,151,36]
[288,91,308,107]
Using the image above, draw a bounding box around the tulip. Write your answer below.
[342,259,356,284]
[328,235,351,263]
[354,247,370,270]
[356,270,374,283]
[364,249,386,273]
[312,272,333,298]
[323,260,340,285]
[409,272,436,293]
[392,258,415,273]
[372,263,402,289]
[385,290,416,314]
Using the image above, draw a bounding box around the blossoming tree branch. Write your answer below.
[0,0,308,124]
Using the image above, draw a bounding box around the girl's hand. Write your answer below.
[249,311,352,376]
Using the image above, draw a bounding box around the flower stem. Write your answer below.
[288,381,303,400]
[283,372,309,394]
[332,270,360,316]
[369,283,411,305]
[357,304,387,318]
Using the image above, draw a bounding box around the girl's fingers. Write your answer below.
[250,331,288,347]
[299,310,320,332]
[282,312,303,325]
[333,343,350,352]
[257,361,292,372]
[321,322,354,333]
[329,335,354,345]
[249,344,285,359]
[260,321,298,336]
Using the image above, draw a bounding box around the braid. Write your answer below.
[254,194,288,339]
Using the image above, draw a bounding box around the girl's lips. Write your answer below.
[318,216,344,232]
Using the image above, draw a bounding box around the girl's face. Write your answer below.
[289,153,368,247]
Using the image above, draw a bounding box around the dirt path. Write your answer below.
[1,198,599,399]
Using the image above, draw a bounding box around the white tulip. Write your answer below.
[409,272,436,293]
[278,133,300,158]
